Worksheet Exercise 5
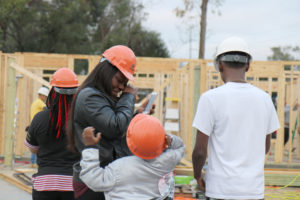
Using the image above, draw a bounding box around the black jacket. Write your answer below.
[73,87,136,166]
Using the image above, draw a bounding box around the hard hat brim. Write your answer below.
[118,66,135,82]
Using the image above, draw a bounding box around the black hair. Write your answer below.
[46,88,75,140]
[66,60,119,152]
[78,60,118,95]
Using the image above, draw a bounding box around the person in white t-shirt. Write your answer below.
[192,36,280,200]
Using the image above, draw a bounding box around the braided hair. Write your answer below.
[46,87,75,139]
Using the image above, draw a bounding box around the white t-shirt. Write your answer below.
[192,82,280,199]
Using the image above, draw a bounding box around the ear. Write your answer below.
[245,64,249,72]
[219,61,224,72]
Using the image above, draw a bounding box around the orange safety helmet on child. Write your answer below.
[126,114,166,160]
[50,68,78,88]
[102,45,136,82]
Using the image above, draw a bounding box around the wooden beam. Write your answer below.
[275,63,285,163]
[0,172,32,193]
[4,57,16,167]
[186,64,195,161]
[10,63,50,88]
[0,53,6,155]
[14,55,26,157]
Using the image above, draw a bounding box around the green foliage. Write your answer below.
[129,24,169,57]
[267,46,300,61]
[0,0,169,57]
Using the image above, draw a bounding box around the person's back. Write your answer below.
[192,36,280,199]
[28,109,80,183]
[25,68,80,200]
[79,114,185,200]
[197,82,278,197]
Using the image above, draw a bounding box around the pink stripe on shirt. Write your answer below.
[32,174,73,191]
[24,140,39,150]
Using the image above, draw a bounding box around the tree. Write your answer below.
[128,24,169,57]
[175,0,223,58]
[91,0,169,57]
[267,46,300,61]
[0,0,169,57]
[0,0,35,52]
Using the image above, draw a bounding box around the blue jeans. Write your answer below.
[31,153,37,164]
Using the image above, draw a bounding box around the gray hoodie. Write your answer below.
[80,134,185,200]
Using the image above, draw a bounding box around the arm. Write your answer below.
[167,134,185,150]
[24,117,39,154]
[80,127,116,192]
[135,94,156,115]
[28,147,38,154]
[25,134,39,154]
[192,130,209,192]
[80,148,116,192]
[154,134,185,170]
[265,133,271,154]
[82,89,136,139]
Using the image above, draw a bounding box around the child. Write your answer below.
[79,114,185,200]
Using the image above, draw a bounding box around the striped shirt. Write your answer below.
[25,108,80,192]
[32,174,73,191]
[24,141,74,191]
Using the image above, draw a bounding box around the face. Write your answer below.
[111,71,128,98]
[40,94,48,102]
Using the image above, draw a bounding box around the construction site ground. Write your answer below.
[0,159,300,200]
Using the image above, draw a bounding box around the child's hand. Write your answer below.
[82,127,101,146]
[165,135,172,148]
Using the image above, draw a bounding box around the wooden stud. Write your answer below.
[275,62,285,163]
[14,54,26,157]
[0,53,6,155]
[4,57,16,167]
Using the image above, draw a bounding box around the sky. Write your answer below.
[140,0,300,61]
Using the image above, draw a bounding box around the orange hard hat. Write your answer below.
[127,114,166,160]
[102,45,136,81]
[50,68,78,88]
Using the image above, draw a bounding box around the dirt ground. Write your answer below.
[1,159,300,200]
[265,186,300,199]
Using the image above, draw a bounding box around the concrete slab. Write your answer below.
[0,178,31,200]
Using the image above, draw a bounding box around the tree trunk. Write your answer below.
[199,0,209,59]
[0,24,7,52]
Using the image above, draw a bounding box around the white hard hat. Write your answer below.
[38,87,49,97]
[214,36,252,72]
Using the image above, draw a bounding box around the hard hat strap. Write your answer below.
[100,57,110,63]
[219,54,249,63]
[54,87,78,95]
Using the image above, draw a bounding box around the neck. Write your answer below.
[226,79,247,83]
[222,69,246,83]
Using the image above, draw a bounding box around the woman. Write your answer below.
[67,45,152,200]
[25,68,80,200]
